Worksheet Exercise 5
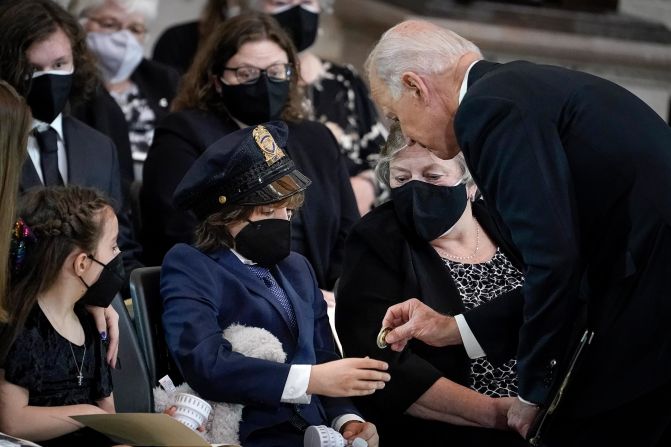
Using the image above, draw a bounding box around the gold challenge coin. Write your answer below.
[377,327,391,349]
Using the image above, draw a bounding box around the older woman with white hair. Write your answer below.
[335,122,527,446]
[70,0,180,181]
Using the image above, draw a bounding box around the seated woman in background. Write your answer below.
[0,186,125,446]
[239,0,388,214]
[70,0,180,181]
[142,12,358,296]
[161,122,387,447]
[335,123,527,447]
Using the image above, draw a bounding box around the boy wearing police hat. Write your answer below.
[160,122,387,446]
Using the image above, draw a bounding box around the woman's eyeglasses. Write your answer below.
[222,63,293,85]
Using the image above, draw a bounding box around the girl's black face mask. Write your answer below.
[391,180,468,241]
[80,253,125,307]
[220,74,290,125]
[273,5,319,52]
[234,218,291,267]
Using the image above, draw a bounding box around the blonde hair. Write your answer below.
[0,81,31,323]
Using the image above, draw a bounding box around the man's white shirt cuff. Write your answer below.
[454,314,486,359]
[332,414,365,432]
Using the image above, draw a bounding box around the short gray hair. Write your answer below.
[376,121,476,195]
[69,0,159,22]
[366,20,481,98]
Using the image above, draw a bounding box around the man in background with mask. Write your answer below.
[0,0,143,282]
[70,0,180,183]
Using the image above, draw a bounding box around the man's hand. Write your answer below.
[341,420,379,447]
[507,398,540,438]
[86,305,120,368]
[381,298,457,351]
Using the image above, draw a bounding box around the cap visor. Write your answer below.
[238,170,311,205]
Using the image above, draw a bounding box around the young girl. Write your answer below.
[0,186,125,446]
[162,122,388,446]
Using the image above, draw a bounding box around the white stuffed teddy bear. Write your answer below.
[153,323,287,444]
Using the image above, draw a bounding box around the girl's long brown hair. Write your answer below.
[173,11,305,122]
[0,81,31,324]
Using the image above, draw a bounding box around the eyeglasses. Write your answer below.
[222,63,293,85]
[87,16,147,36]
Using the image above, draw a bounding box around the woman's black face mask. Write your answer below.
[219,74,290,125]
[391,180,468,241]
[273,5,319,52]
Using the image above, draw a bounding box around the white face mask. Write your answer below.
[86,30,144,84]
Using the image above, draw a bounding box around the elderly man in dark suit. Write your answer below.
[368,19,671,446]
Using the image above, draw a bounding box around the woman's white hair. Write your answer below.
[366,20,481,99]
[68,0,159,22]
[376,121,477,197]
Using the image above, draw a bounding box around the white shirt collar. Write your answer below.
[230,248,256,265]
[458,60,481,105]
[31,113,64,140]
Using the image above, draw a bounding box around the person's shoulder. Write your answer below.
[163,243,207,263]
[349,202,406,253]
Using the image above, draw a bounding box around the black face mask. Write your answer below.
[235,218,291,267]
[273,5,319,52]
[26,72,73,123]
[80,253,126,307]
[391,180,468,241]
[220,74,290,125]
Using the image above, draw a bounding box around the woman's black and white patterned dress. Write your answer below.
[443,247,523,397]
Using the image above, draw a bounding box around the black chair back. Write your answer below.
[110,294,153,412]
[129,267,183,386]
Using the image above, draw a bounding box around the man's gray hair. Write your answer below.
[366,20,481,98]
[376,121,476,195]
[69,0,159,22]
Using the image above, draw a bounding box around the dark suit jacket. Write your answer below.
[161,244,359,444]
[455,60,671,415]
[336,201,525,445]
[72,58,180,184]
[20,115,143,275]
[141,109,359,290]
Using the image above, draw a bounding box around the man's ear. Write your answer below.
[401,72,429,104]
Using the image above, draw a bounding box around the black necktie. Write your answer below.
[34,127,63,186]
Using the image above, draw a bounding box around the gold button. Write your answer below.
[218,195,227,204]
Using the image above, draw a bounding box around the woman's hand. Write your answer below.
[86,305,120,368]
[164,406,206,432]
[308,358,390,397]
[341,421,379,447]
